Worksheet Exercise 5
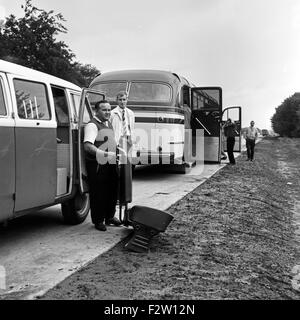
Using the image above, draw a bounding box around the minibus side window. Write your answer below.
[14,79,51,120]
[51,86,69,124]
[83,98,93,124]
[71,93,81,121]
[0,79,7,116]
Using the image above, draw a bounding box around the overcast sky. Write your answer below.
[1,0,300,129]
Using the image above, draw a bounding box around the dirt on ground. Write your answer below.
[41,137,300,300]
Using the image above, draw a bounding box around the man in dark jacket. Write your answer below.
[224,118,236,165]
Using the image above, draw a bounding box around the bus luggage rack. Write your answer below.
[124,205,174,253]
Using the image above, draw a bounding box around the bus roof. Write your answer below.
[0,59,81,91]
[91,69,192,87]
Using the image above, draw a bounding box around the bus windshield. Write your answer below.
[128,82,171,102]
[92,81,172,104]
[91,82,127,102]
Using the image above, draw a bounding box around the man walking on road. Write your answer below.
[224,118,236,165]
[244,120,259,161]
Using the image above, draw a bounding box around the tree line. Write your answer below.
[271,93,300,138]
[2,2,299,137]
[0,0,99,87]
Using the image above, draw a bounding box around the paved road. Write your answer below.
[0,149,247,299]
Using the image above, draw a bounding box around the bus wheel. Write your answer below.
[61,192,90,225]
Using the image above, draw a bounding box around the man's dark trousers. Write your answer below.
[86,160,118,225]
[246,138,256,160]
[227,137,235,164]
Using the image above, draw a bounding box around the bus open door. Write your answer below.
[191,87,222,163]
[222,106,242,153]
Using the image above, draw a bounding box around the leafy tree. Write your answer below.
[0,0,100,87]
[73,63,101,88]
[271,93,300,137]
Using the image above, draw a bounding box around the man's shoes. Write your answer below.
[105,217,122,226]
[246,158,250,161]
[95,223,107,231]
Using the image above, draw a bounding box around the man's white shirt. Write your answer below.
[83,116,109,144]
[110,106,135,144]
[244,126,259,140]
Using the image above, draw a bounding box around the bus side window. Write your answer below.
[0,78,7,116]
[198,95,204,109]
[192,92,198,110]
[13,79,51,120]
[182,85,190,107]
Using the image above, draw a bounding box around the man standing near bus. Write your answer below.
[110,91,135,224]
[244,120,259,161]
[224,118,236,165]
[84,100,122,231]
[110,91,135,162]
[220,121,228,161]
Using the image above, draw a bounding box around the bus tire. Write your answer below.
[61,192,90,225]
[173,163,188,174]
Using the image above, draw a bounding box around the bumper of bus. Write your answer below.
[130,151,184,165]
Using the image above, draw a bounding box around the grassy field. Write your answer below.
[41,137,300,300]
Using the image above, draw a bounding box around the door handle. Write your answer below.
[56,138,62,144]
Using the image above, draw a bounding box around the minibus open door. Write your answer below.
[191,87,222,163]
[77,89,105,194]
[222,106,242,153]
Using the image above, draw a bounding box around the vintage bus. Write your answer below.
[89,70,242,167]
[0,59,105,225]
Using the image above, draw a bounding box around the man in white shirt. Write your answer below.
[110,91,135,225]
[110,91,135,160]
[244,120,259,161]
[83,100,122,231]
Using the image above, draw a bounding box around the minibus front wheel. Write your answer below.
[61,192,90,225]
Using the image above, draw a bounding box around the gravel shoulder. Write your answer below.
[41,137,300,300]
